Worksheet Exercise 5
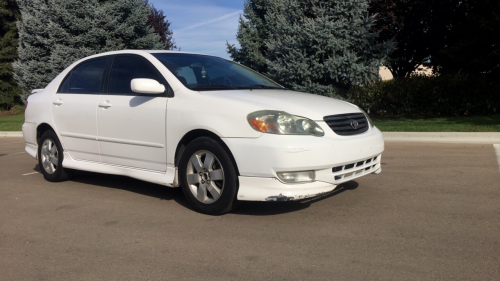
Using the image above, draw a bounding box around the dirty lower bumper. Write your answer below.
[237,175,361,202]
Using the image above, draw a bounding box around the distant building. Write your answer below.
[379,66,393,80]
[379,65,433,80]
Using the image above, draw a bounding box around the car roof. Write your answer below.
[89,50,213,58]
[70,50,228,70]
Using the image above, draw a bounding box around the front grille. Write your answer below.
[323,113,368,136]
[332,155,381,182]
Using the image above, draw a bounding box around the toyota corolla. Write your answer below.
[22,50,384,215]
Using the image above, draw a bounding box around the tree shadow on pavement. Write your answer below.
[232,181,359,216]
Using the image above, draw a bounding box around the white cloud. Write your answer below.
[181,10,243,31]
[150,1,243,59]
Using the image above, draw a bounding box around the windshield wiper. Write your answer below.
[191,84,236,91]
[237,85,288,90]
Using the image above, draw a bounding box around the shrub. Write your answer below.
[10,104,25,115]
[347,74,500,117]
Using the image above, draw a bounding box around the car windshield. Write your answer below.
[152,53,284,91]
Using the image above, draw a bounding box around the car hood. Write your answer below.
[202,90,360,121]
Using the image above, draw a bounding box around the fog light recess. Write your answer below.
[277,171,315,183]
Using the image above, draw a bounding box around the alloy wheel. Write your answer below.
[186,150,225,204]
[40,139,59,174]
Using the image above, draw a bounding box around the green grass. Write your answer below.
[373,115,500,132]
[0,114,25,131]
[1,112,499,132]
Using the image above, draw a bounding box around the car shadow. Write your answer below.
[232,181,359,216]
[37,164,359,216]
[66,169,190,209]
[34,164,42,172]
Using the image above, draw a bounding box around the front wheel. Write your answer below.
[179,137,238,215]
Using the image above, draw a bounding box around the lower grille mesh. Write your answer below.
[332,155,381,182]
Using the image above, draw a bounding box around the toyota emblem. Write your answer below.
[350,119,359,129]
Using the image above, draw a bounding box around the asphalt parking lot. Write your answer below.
[1,137,499,280]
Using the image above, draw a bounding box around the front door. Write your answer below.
[97,55,168,171]
[51,57,109,162]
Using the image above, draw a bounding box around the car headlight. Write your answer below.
[358,108,374,128]
[247,110,324,136]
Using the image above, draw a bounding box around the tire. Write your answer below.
[179,137,238,215]
[38,130,71,182]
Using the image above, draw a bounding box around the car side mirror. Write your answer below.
[131,78,166,95]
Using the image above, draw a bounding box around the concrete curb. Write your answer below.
[1,131,499,144]
[0,131,23,137]
[383,132,500,144]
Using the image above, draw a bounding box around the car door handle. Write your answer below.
[98,102,112,108]
[53,100,63,106]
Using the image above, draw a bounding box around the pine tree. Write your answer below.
[226,0,282,74]
[0,0,22,109]
[228,0,393,97]
[14,0,164,100]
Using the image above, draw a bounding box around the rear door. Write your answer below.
[96,55,168,171]
[51,57,109,162]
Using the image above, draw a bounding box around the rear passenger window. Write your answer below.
[67,58,108,94]
[108,56,162,95]
[58,73,71,93]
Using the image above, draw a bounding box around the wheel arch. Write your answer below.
[174,129,240,176]
[36,123,56,144]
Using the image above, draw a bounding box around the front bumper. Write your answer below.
[223,125,384,201]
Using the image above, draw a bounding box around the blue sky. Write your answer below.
[150,0,245,59]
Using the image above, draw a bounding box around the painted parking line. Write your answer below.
[494,144,500,172]
[22,171,40,176]
[0,151,25,157]
[0,141,25,145]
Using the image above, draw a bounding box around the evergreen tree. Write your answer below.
[226,0,282,74]
[228,0,393,97]
[0,0,22,109]
[14,0,163,100]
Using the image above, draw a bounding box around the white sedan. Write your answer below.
[22,50,384,215]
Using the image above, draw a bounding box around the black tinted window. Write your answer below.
[58,73,71,93]
[109,56,161,94]
[67,58,107,94]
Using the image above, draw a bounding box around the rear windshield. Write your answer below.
[152,53,284,91]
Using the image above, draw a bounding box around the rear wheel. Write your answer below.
[38,130,70,182]
[179,137,238,215]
